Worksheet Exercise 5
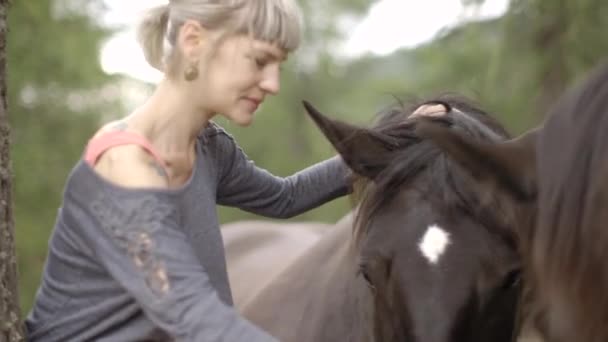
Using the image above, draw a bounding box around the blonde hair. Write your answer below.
[136,0,303,75]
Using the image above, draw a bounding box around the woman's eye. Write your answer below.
[254,58,267,68]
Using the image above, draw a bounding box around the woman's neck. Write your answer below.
[127,78,213,158]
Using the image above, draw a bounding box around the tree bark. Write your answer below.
[0,0,24,341]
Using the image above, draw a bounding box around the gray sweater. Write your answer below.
[25,123,350,341]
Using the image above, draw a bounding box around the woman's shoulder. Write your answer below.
[92,144,169,189]
[85,119,170,190]
[200,121,237,140]
[199,121,240,151]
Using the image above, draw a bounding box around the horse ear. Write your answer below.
[416,121,539,200]
[302,100,397,179]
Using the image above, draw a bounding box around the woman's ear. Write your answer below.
[177,19,206,61]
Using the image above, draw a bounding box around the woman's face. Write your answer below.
[194,34,287,126]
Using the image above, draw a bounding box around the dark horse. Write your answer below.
[416,62,608,342]
[242,97,524,341]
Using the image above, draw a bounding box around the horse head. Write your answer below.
[304,97,524,342]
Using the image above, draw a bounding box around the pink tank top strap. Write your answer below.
[84,130,169,172]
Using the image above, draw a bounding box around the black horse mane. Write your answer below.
[352,94,512,244]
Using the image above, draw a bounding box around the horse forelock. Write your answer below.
[352,96,510,246]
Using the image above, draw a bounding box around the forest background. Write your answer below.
[9,0,608,315]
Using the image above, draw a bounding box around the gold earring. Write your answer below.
[184,62,199,81]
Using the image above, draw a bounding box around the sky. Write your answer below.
[100,0,509,84]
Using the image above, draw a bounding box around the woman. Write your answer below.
[25,1,350,341]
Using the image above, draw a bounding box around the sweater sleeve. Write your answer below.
[70,189,277,342]
[213,128,352,218]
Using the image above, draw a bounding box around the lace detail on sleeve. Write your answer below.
[90,194,176,296]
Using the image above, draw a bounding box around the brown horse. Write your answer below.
[241,96,524,342]
[416,62,608,342]
[221,220,332,308]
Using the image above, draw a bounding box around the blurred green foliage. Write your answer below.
[8,0,120,313]
[8,0,608,316]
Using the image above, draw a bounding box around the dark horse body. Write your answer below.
[417,62,608,342]
[241,98,524,341]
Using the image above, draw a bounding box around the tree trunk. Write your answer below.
[0,0,24,341]
[534,0,569,115]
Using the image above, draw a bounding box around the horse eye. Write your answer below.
[358,265,376,292]
[362,271,372,284]
[502,269,521,290]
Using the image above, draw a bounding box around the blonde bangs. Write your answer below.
[236,0,302,52]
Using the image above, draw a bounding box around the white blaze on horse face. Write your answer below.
[419,224,450,264]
